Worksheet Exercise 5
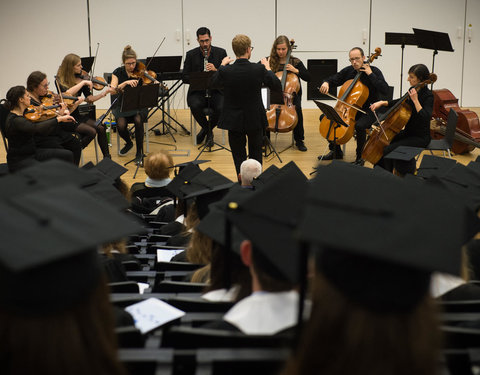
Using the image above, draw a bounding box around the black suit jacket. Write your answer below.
[212,59,282,132]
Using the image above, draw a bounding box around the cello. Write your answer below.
[266,39,299,133]
[362,73,437,165]
[430,88,480,154]
[319,48,382,144]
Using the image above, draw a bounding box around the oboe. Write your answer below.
[203,48,208,72]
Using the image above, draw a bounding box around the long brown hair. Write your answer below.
[281,274,442,375]
[269,35,296,73]
[0,274,126,375]
[57,53,81,89]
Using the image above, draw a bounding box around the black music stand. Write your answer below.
[413,28,454,88]
[120,83,160,178]
[146,56,189,136]
[263,87,284,163]
[80,56,94,73]
[313,100,349,174]
[385,32,417,94]
[189,71,230,161]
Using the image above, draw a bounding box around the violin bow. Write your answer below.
[90,42,100,78]
[318,89,367,114]
[144,37,166,72]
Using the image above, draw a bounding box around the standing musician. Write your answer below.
[267,35,310,152]
[319,47,389,165]
[26,71,82,165]
[183,27,227,145]
[109,45,148,163]
[369,64,433,176]
[212,34,282,175]
[56,53,111,159]
[3,85,75,172]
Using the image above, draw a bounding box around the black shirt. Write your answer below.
[183,45,227,92]
[324,65,389,110]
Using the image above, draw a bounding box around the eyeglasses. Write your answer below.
[250,46,254,51]
[349,57,362,62]
[41,82,50,88]
[124,61,136,66]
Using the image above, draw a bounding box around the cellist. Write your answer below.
[319,47,389,165]
[369,64,433,176]
[267,35,310,151]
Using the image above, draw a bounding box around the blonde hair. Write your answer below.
[57,53,81,88]
[232,34,251,57]
[144,152,173,180]
[122,45,137,63]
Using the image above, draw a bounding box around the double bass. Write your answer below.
[266,39,299,133]
[319,48,382,144]
[430,89,480,154]
[362,73,437,165]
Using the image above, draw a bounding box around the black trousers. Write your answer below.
[228,127,263,174]
[376,131,429,175]
[188,90,223,131]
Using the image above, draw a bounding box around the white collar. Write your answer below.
[430,272,465,298]
[223,290,299,335]
[145,177,171,188]
[202,286,239,302]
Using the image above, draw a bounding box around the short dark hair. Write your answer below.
[26,71,47,92]
[350,47,365,56]
[196,27,211,38]
[408,64,430,82]
[6,86,26,110]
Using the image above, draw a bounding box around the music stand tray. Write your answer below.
[412,28,454,52]
[81,56,95,73]
[385,32,417,46]
[146,56,182,74]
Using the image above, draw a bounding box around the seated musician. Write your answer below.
[57,53,111,159]
[183,27,227,145]
[370,64,433,176]
[26,71,82,165]
[319,47,389,165]
[3,85,75,171]
[109,45,148,164]
[267,35,310,152]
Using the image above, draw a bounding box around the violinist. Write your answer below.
[183,27,227,145]
[267,35,310,151]
[4,86,75,172]
[56,53,111,159]
[26,71,82,165]
[370,64,433,176]
[212,34,281,175]
[319,47,389,165]
[109,45,147,163]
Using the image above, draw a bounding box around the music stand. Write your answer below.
[313,100,349,173]
[264,87,285,162]
[146,56,189,136]
[413,28,454,88]
[189,71,230,160]
[120,83,161,178]
[385,32,417,94]
[80,56,94,73]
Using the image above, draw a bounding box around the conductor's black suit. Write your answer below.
[212,58,281,174]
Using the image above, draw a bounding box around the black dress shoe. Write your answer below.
[296,141,307,152]
[352,158,365,166]
[205,134,214,148]
[119,142,133,156]
[196,128,207,144]
[318,150,343,160]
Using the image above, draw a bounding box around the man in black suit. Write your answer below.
[213,34,282,175]
[183,27,227,145]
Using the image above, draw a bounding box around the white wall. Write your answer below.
[0,0,479,108]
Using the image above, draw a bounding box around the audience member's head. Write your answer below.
[144,151,173,182]
[239,159,262,187]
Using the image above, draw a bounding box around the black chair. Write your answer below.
[108,281,140,293]
[116,325,146,348]
[437,299,480,313]
[118,348,174,375]
[165,296,234,313]
[425,108,458,158]
[0,99,10,174]
[154,261,203,272]
[442,325,480,375]
[154,281,206,293]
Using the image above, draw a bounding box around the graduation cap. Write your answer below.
[181,168,234,219]
[226,164,308,283]
[169,159,210,177]
[93,157,128,181]
[383,146,424,161]
[196,185,253,250]
[0,185,144,315]
[416,154,456,179]
[165,163,203,199]
[251,164,280,189]
[297,161,474,312]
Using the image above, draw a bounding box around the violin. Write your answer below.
[266,39,299,133]
[130,61,158,84]
[41,90,78,107]
[79,69,109,91]
[319,48,382,144]
[431,89,480,154]
[362,73,438,164]
[24,103,61,122]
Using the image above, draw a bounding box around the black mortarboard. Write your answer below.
[442,162,480,189]
[166,163,203,199]
[298,162,473,312]
[251,164,280,189]
[181,168,234,219]
[94,157,128,181]
[416,154,456,179]
[83,179,130,210]
[0,185,144,315]
[196,185,253,250]
[384,146,424,161]
[226,164,308,283]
